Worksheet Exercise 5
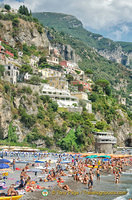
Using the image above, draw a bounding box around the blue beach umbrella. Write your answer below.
[0,159,10,163]
[0,164,9,169]
[35,160,45,163]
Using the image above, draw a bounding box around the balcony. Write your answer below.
[95,136,117,144]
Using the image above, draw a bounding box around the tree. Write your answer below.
[20,64,32,74]
[19,64,32,81]
[18,5,30,16]
[95,79,110,93]
[95,121,107,130]
[12,18,19,27]
[29,75,41,85]
[95,79,109,88]
[48,101,58,112]
[0,65,5,78]
[105,85,111,96]
[85,69,93,75]
[38,57,49,68]
[4,4,11,11]
[66,74,74,83]
[60,129,78,152]
[8,122,17,143]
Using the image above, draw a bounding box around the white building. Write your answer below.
[41,84,79,108]
[71,92,92,113]
[47,56,59,65]
[24,73,32,81]
[3,64,19,84]
[94,132,117,153]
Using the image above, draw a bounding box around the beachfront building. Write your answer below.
[41,84,79,108]
[3,64,19,84]
[93,131,117,154]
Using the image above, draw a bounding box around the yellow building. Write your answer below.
[46,76,68,91]
[38,68,62,79]
[71,92,88,101]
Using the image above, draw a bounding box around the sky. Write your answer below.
[1,0,132,42]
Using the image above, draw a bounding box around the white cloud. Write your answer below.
[2,0,132,37]
[112,25,130,40]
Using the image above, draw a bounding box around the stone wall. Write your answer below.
[67,107,83,114]
[17,83,42,94]
[95,143,113,154]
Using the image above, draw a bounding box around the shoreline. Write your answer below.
[23,170,132,200]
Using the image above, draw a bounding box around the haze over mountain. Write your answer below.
[0,0,132,42]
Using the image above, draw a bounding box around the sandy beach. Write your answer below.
[0,152,131,200]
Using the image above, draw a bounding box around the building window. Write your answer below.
[7,71,10,76]
[8,66,10,70]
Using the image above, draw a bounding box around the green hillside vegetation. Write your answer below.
[33,12,129,52]
[0,9,131,107]
[0,8,131,151]
[117,41,132,53]
[1,77,130,152]
[47,28,131,96]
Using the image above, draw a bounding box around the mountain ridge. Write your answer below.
[33,12,132,69]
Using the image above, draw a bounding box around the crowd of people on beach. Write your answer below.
[0,152,131,198]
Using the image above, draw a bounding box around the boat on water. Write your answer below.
[0,195,23,200]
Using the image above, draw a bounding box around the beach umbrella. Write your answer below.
[85,155,98,159]
[0,159,11,163]
[103,159,109,161]
[35,160,45,163]
[60,161,71,164]
[0,163,9,169]
[98,155,111,159]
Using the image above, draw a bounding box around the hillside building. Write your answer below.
[41,84,79,108]
[71,92,92,113]
[38,68,62,79]
[47,56,59,65]
[3,64,19,84]
[93,131,117,153]
[71,80,92,92]
[46,76,68,91]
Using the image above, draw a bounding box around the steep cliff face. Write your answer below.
[0,93,12,139]
[95,109,132,147]
[98,47,132,69]
[51,43,81,62]
[0,85,55,147]
[0,19,49,48]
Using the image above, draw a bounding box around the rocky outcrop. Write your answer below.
[51,43,81,63]
[98,47,132,69]
[0,19,49,48]
[0,94,12,139]
[95,109,132,147]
